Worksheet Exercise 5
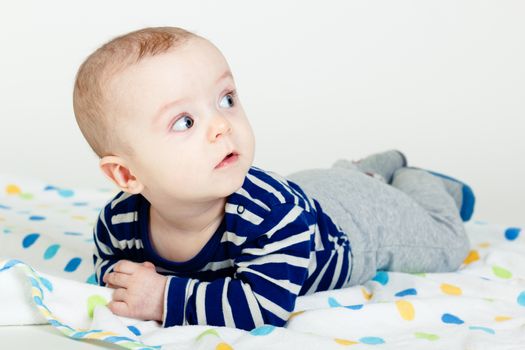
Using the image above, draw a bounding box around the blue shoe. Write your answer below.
[426,170,476,222]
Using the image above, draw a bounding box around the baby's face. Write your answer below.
[107,38,255,203]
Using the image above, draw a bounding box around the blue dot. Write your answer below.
[0,204,11,210]
[43,244,60,259]
[395,288,417,297]
[469,326,495,334]
[344,304,363,310]
[359,337,384,345]
[29,215,46,221]
[127,326,141,336]
[517,291,525,306]
[64,231,82,236]
[372,271,389,285]
[73,202,88,206]
[23,233,40,248]
[505,227,521,241]
[40,277,53,292]
[64,257,82,272]
[328,297,342,307]
[250,325,275,336]
[0,259,22,272]
[3,228,11,234]
[58,189,74,198]
[44,185,57,191]
[86,274,97,285]
[442,313,464,325]
[33,296,43,306]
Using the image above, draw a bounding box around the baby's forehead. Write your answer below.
[105,39,233,119]
[118,38,227,81]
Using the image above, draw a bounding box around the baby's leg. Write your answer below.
[286,166,470,287]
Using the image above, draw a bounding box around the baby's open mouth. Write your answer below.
[216,152,239,169]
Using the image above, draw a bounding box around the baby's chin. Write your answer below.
[216,163,251,195]
[219,165,250,195]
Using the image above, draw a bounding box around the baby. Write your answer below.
[73,27,474,331]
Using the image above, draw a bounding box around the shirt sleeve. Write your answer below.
[92,208,121,286]
[162,203,314,331]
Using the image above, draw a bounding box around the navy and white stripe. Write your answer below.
[93,166,352,331]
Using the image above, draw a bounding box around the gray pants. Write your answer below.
[286,161,471,286]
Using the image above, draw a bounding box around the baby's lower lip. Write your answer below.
[215,153,239,169]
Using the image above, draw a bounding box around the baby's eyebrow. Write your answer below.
[152,70,234,124]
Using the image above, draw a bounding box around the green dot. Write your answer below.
[415,332,439,341]
[196,329,220,341]
[20,193,34,200]
[492,265,512,279]
[87,295,108,319]
[411,273,426,277]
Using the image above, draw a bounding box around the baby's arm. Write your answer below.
[95,202,315,330]
[161,203,314,330]
[93,210,168,321]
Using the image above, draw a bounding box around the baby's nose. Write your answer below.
[208,114,232,141]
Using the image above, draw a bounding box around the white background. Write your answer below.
[0,0,523,227]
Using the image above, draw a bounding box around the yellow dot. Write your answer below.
[440,283,462,296]
[72,215,87,221]
[6,184,21,195]
[463,250,480,264]
[478,242,490,248]
[495,316,512,322]
[334,338,359,345]
[361,287,372,300]
[395,300,415,320]
[216,343,233,350]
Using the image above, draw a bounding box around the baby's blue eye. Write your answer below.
[219,91,236,108]
[171,115,194,132]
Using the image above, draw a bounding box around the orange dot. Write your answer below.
[216,343,233,350]
[361,287,372,300]
[440,283,462,296]
[334,338,359,345]
[6,184,21,195]
[288,310,305,321]
[395,300,415,320]
[463,250,480,264]
[495,316,512,322]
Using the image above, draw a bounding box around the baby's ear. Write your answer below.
[99,156,144,194]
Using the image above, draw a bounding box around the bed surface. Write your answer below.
[1,173,524,349]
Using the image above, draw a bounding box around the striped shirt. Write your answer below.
[94,166,352,330]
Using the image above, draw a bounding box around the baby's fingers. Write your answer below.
[108,301,131,318]
[142,261,156,270]
[105,272,130,288]
[112,288,127,302]
[114,260,141,274]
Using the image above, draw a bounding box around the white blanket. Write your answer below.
[1,173,524,349]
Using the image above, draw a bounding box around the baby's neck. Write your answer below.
[149,197,226,237]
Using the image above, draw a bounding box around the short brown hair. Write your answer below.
[73,26,200,158]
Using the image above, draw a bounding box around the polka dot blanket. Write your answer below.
[0,173,524,349]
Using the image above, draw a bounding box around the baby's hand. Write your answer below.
[103,260,167,322]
